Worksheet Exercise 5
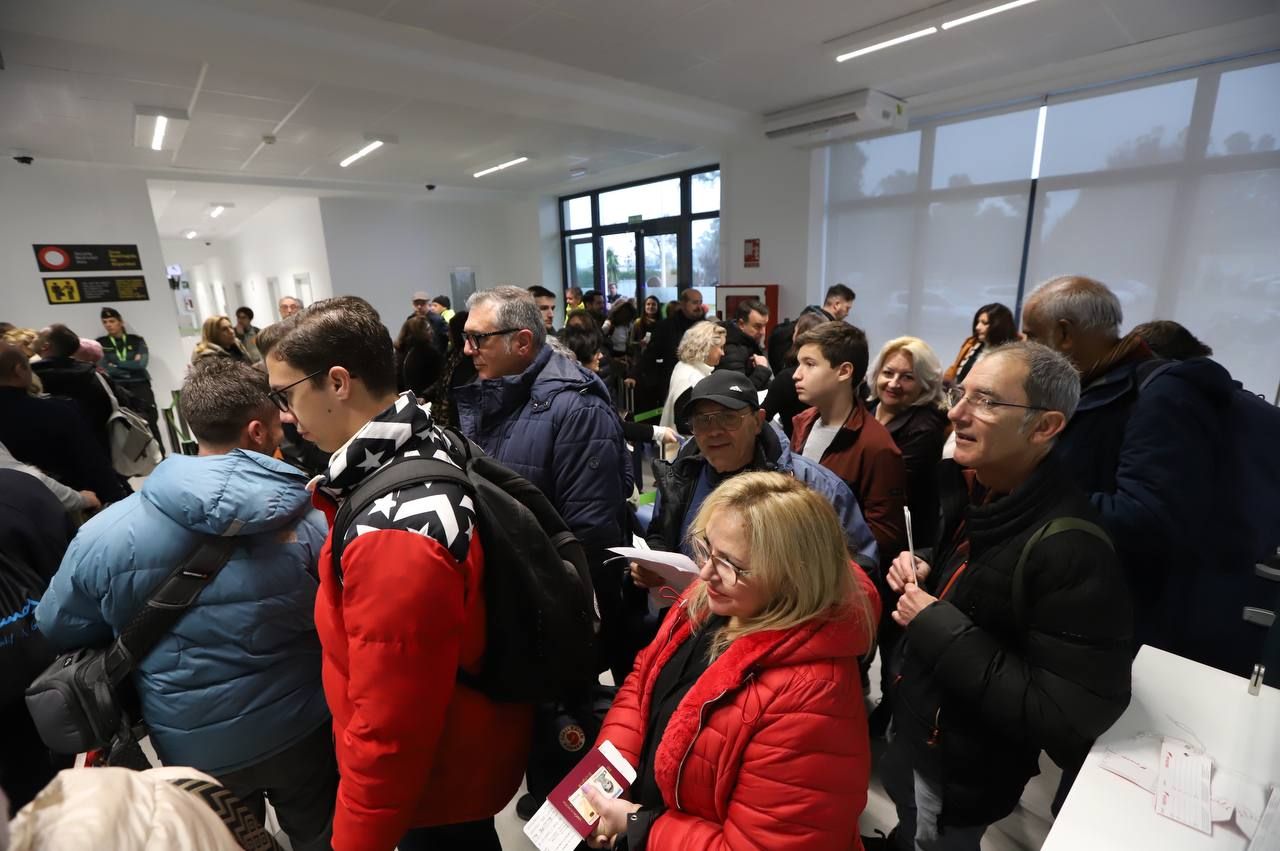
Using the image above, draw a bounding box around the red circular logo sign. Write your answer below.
[558,724,586,752]
[38,246,71,271]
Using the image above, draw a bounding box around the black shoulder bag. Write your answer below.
[25,535,237,765]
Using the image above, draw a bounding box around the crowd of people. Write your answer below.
[0,274,1275,851]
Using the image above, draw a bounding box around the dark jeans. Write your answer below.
[215,721,338,851]
[399,817,501,851]
[0,698,72,812]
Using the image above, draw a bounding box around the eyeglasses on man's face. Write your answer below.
[269,368,326,412]
[463,328,521,350]
[689,409,751,434]
[690,535,751,587]
[944,384,1048,419]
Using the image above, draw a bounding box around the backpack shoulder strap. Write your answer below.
[1135,358,1177,392]
[103,535,238,684]
[328,455,474,583]
[1012,517,1112,633]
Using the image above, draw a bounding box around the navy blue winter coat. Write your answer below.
[454,345,629,551]
[1057,353,1264,675]
[35,450,330,774]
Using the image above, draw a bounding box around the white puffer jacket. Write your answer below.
[7,767,244,851]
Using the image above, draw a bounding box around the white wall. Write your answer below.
[161,195,333,331]
[0,161,186,410]
[716,140,817,322]
[318,196,544,328]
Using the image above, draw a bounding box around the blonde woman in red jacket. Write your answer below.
[586,471,881,851]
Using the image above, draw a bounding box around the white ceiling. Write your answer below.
[1,0,1276,194]
[149,181,304,241]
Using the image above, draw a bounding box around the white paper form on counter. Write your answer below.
[1154,737,1213,835]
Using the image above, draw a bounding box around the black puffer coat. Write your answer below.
[893,456,1132,828]
[715,321,771,390]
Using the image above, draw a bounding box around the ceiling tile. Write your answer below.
[197,90,297,123]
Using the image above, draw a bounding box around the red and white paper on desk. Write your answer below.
[523,740,638,851]
[1154,737,1214,834]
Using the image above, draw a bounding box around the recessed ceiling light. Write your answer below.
[133,107,189,151]
[340,140,384,168]
[835,26,937,62]
[474,156,529,178]
[151,115,168,152]
[941,0,1040,30]
[569,167,589,179]
[209,205,225,218]
[184,230,198,240]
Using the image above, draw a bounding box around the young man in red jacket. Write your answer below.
[266,296,532,851]
[791,321,907,560]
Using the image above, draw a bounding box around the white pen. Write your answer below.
[904,505,917,584]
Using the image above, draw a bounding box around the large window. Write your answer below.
[824,57,1280,400]
[560,166,720,309]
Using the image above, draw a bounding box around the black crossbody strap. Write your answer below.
[103,535,239,684]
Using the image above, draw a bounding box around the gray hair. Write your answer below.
[467,286,547,349]
[985,341,1081,428]
[677,321,726,365]
[866,335,946,409]
[1025,275,1123,336]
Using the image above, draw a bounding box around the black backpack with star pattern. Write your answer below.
[330,427,598,704]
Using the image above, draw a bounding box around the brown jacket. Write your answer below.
[792,401,908,563]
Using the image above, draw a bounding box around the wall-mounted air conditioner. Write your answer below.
[763,89,908,148]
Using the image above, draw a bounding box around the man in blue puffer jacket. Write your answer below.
[454,287,631,676]
[35,358,335,851]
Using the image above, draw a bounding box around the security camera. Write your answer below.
[11,149,33,165]
[425,184,436,191]
[204,241,212,246]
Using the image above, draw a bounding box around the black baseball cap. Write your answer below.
[680,370,760,418]
[100,307,122,320]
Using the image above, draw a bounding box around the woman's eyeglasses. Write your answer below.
[690,535,751,586]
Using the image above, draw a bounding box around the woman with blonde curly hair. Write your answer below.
[660,321,725,430]
[588,471,879,851]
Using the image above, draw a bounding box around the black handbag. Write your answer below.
[24,535,237,762]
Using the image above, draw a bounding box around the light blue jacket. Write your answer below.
[35,450,330,774]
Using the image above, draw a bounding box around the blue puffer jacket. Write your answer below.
[454,345,629,549]
[35,450,330,774]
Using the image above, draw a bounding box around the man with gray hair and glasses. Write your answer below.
[1021,275,1256,679]
[453,287,631,817]
[867,342,1132,851]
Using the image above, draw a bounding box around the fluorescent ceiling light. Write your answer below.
[184,230,198,239]
[836,26,936,62]
[151,115,168,151]
[1030,104,1047,179]
[339,140,384,168]
[942,0,1040,30]
[209,205,225,218]
[473,156,529,178]
[133,107,189,151]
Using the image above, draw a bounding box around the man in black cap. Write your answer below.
[643,370,878,565]
[97,307,164,454]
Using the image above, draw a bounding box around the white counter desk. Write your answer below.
[1044,646,1279,851]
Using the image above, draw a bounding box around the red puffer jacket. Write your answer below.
[312,493,533,851]
[598,568,880,851]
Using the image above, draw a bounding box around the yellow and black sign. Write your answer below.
[44,276,150,305]
[34,244,142,273]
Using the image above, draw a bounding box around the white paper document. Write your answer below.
[1154,737,1214,834]
[1099,733,1162,793]
[609,546,699,603]
[1247,786,1280,851]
